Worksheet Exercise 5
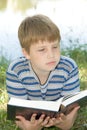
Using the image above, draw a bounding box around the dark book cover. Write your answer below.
[7,105,57,121]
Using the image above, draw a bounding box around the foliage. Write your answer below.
[0,0,37,13]
[0,0,7,10]
[61,44,87,90]
[0,55,10,85]
[61,44,87,66]
[11,0,35,12]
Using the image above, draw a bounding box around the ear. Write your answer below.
[22,48,30,59]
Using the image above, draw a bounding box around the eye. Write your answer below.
[38,48,45,52]
[53,46,58,49]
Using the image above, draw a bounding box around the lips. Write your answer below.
[47,61,56,65]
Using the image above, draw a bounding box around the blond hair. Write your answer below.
[18,14,61,53]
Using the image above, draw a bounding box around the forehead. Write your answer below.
[31,40,59,48]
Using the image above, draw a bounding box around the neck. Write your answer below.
[30,62,50,85]
[35,70,50,85]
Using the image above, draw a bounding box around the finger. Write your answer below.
[38,114,45,124]
[30,113,37,123]
[51,117,62,126]
[44,117,56,127]
[41,116,50,126]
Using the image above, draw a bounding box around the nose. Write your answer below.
[47,48,54,58]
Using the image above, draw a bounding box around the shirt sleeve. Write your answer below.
[61,66,80,96]
[6,69,28,99]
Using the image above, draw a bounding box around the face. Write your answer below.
[23,40,60,75]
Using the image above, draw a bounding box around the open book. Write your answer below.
[7,90,87,121]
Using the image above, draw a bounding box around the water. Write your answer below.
[0,0,87,60]
[0,11,23,60]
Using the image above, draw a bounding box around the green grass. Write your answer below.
[0,46,87,130]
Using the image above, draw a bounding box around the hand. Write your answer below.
[15,113,50,130]
[45,106,80,130]
[55,106,80,130]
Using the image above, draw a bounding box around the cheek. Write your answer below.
[56,52,60,62]
[55,50,60,57]
[30,54,43,62]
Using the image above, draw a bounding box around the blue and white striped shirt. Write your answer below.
[6,56,80,101]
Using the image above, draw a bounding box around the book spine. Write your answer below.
[7,105,16,120]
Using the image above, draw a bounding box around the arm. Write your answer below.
[61,65,80,96]
[6,70,28,99]
[54,63,80,129]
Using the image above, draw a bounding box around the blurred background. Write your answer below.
[0,0,87,60]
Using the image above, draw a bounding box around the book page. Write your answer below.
[62,90,87,107]
[8,97,63,112]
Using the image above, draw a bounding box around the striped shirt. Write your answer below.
[6,55,80,101]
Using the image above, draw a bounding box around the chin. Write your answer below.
[48,67,56,71]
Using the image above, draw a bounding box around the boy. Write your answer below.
[6,14,80,130]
